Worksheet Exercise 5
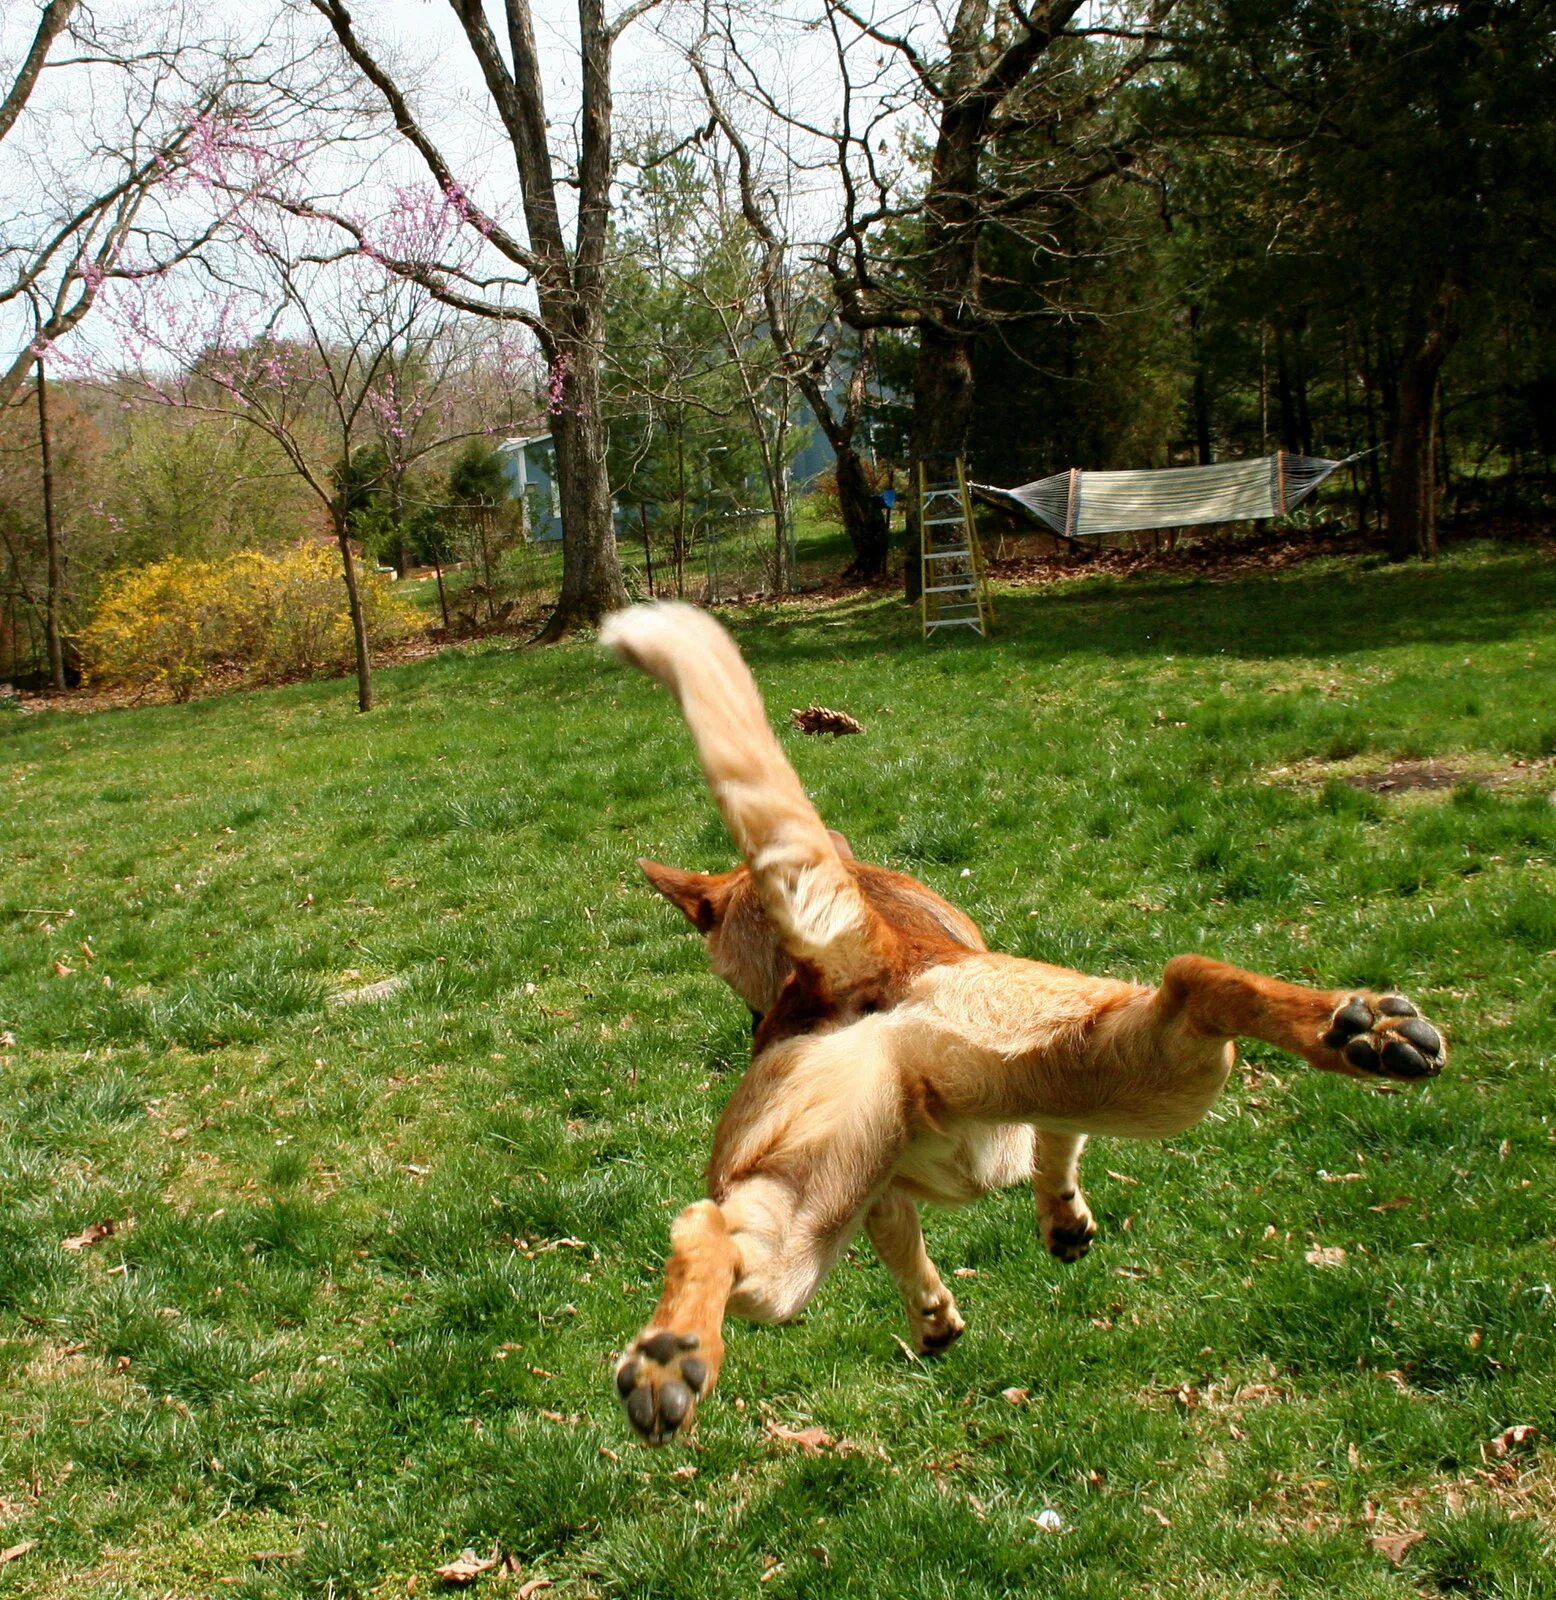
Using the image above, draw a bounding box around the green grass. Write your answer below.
[1,541,1553,1599]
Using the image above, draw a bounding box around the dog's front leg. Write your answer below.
[1152,955,1447,1081]
[615,1199,739,1446]
[864,1187,965,1354]
[1033,1130,1097,1262]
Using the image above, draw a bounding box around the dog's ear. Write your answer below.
[827,829,856,862]
[638,859,725,933]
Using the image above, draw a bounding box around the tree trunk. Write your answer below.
[1274,324,1300,455]
[332,504,373,711]
[1188,303,1213,465]
[36,359,66,691]
[1386,279,1461,561]
[905,320,977,601]
[432,549,450,629]
[835,445,889,580]
[534,331,628,640]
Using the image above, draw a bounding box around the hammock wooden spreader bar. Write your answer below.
[976,450,1365,539]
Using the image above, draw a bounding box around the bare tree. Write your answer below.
[306,0,680,639]
[101,209,526,711]
[693,0,1172,595]
[688,45,890,579]
[0,4,342,408]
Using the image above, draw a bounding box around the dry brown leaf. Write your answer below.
[1000,1387,1030,1405]
[515,1582,552,1600]
[788,705,863,737]
[1487,1424,1539,1458]
[1368,1197,1414,1213]
[61,1220,116,1251]
[1305,1245,1348,1268]
[52,960,74,978]
[670,1464,697,1480]
[953,1267,978,1278]
[1367,1530,1424,1565]
[1105,1169,1140,1185]
[764,1421,833,1455]
[434,1548,500,1584]
[249,1549,303,1564]
[1142,1505,1172,1527]
[0,1542,36,1566]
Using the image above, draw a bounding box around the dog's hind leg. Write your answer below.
[1033,1131,1097,1263]
[1151,955,1446,1082]
[865,1187,965,1354]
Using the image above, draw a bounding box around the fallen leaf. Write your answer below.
[1487,1424,1539,1458]
[1305,1245,1348,1268]
[538,1409,579,1425]
[434,1548,500,1584]
[1142,1505,1172,1527]
[764,1421,833,1455]
[1318,1171,1365,1183]
[1368,1197,1414,1212]
[0,1030,15,1049]
[61,1220,116,1251]
[53,960,74,978]
[1000,1387,1030,1405]
[0,1542,36,1566]
[1367,1530,1424,1565]
[953,1266,978,1278]
[516,1582,552,1600]
[1106,1169,1140,1185]
[670,1464,697,1480]
[249,1549,303,1564]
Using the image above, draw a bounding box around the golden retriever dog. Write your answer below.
[601,602,1446,1445]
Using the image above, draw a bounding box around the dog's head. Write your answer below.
[639,832,987,1022]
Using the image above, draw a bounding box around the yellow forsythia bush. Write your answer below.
[83,544,423,697]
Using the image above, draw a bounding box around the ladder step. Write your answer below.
[924,516,967,526]
[925,584,975,595]
[924,550,970,559]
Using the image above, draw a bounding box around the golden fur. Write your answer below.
[602,601,1447,1445]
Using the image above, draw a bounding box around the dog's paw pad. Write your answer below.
[1325,995,1445,1081]
[615,1329,708,1445]
[911,1295,966,1356]
[1046,1219,1098,1263]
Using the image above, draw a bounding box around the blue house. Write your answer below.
[494,434,563,542]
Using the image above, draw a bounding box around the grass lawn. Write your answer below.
[1,540,1553,1599]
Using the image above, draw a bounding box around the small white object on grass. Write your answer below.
[1031,1509,1064,1534]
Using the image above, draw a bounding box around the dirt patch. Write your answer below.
[1271,754,1554,796]
[1344,760,1486,794]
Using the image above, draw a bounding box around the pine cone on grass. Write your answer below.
[788,705,864,738]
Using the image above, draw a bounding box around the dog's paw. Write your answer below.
[614,1329,710,1446]
[1322,994,1446,1081]
[908,1292,965,1356]
[1040,1192,1098,1263]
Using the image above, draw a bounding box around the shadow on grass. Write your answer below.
[730,546,1556,668]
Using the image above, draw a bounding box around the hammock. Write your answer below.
[978,450,1362,539]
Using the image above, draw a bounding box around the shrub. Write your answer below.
[82,544,423,697]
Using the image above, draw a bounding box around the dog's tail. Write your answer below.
[601,602,890,993]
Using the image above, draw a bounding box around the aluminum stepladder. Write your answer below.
[918,457,993,638]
